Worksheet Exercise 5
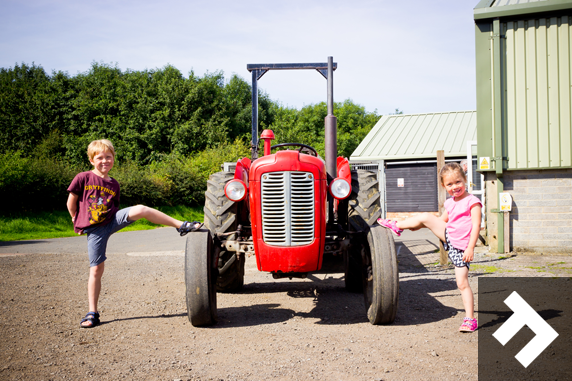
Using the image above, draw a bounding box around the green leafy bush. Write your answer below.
[0,139,250,214]
[0,152,82,214]
[111,161,168,207]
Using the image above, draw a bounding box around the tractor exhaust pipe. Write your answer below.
[325,56,337,182]
[324,57,337,224]
[251,69,259,160]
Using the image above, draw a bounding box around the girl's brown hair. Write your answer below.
[439,162,466,186]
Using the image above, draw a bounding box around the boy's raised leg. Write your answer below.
[127,205,201,235]
[127,205,183,227]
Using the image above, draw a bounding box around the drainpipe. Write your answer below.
[492,18,506,252]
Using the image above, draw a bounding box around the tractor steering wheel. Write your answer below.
[271,143,318,157]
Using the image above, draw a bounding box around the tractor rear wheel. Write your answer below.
[185,230,218,327]
[345,170,382,292]
[363,226,399,325]
[348,170,381,231]
[204,171,245,292]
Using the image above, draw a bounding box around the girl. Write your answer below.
[378,162,482,332]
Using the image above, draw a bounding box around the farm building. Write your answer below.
[474,0,572,253]
[350,111,481,221]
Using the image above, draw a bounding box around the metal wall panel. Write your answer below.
[503,16,572,169]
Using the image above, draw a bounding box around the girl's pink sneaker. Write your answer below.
[377,218,403,236]
[459,317,477,332]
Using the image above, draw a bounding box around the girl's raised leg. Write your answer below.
[396,213,447,241]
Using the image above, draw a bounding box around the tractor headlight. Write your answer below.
[225,180,247,202]
[330,178,351,200]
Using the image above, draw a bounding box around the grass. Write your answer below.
[547,262,566,266]
[0,206,204,242]
[470,264,498,273]
[470,264,514,274]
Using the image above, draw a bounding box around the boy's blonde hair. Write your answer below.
[439,162,466,185]
[87,139,115,160]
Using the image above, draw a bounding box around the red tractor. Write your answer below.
[185,57,398,326]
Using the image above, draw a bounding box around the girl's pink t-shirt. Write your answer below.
[444,194,483,251]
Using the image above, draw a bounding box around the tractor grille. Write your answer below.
[261,171,315,246]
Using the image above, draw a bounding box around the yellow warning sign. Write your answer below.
[500,193,512,211]
[479,157,490,170]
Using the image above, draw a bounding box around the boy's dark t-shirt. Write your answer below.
[67,171,121,234]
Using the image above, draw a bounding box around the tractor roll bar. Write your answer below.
[247,58,337,168]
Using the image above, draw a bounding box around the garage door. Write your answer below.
[385,163,438,212]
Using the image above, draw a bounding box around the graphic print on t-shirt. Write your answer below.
[87,191,114,225]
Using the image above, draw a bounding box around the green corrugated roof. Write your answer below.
[492,0,547,7]
[350,111,476,161]
[474,0,572,20]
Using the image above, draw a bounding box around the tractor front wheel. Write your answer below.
[363,225,399,325]
[204,171,245,292]
[185,230,218,327]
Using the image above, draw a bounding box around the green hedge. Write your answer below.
[1,63,380,167]
[0,139,249,215]
[0,152,81,214]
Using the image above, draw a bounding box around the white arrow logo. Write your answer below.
[493,291,559,368]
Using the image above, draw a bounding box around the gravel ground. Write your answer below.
[1,228,571,381]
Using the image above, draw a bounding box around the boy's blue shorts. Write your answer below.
[85,207,134,267]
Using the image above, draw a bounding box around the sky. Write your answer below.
[1,0,478,115]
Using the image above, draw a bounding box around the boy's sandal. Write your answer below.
[80,311,100,328]
[177,221,203,236]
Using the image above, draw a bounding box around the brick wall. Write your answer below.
[504,169,572,254]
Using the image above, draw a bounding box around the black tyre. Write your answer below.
[363,225,399,325]
[204,171,245,292]
[344,241,363,293]
[185,230,217,327]
[344,170,381,292]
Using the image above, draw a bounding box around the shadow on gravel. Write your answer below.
[215,277,461,327]
[215,303,295,327]
[394,277,460,326]
[215,279,369,327]
[101,313,187,325]
[0,240,49,246]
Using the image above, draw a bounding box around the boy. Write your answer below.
[67,139,200,328]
